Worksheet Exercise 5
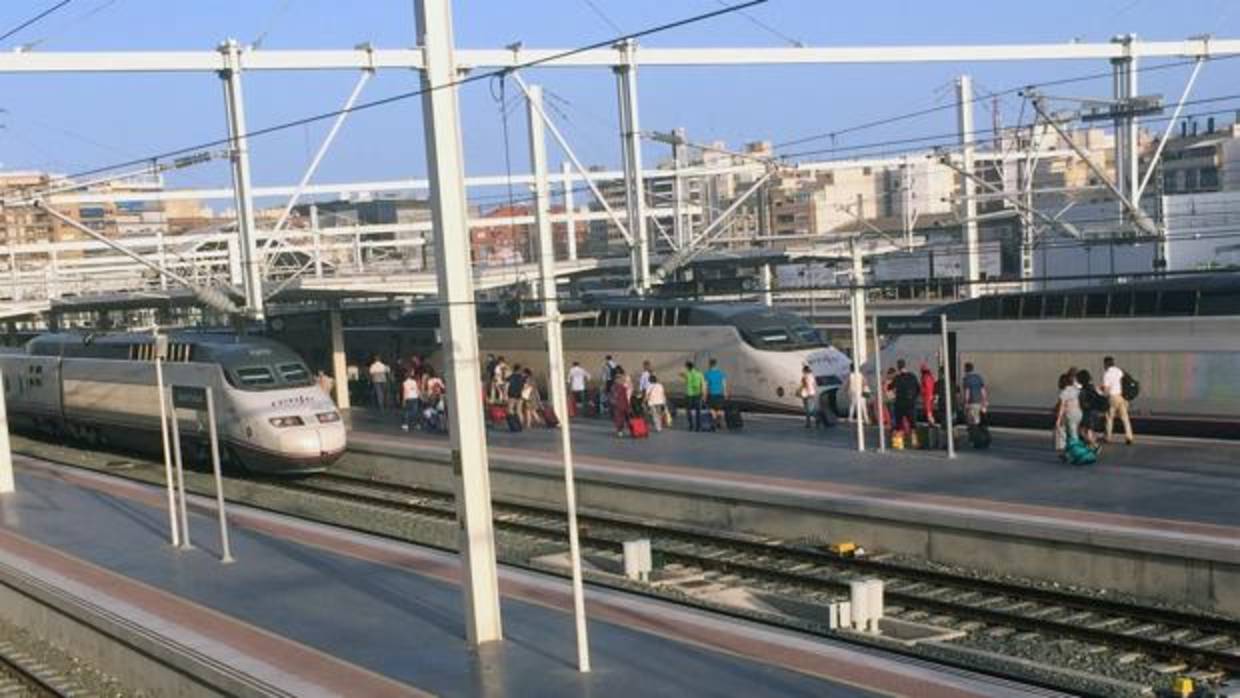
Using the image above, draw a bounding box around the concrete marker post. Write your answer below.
[873,318,886,453]
[941,314,956,459]
[205,387,234,564]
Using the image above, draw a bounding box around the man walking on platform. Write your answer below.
[961,362,988,427]
[368,355,391,410]
[1102,356,1134,445]
[891,360,920,437]
[846,365,868,424]
[704,358,728,431]
[568,361,591,413]
[682,361,706,431]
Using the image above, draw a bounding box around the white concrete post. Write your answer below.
[956,75,980,299]
[328,307,350,410]
[760,263,773,307]
[415,0,502,646]
[205,387,234,563]
[562,162,577,261]
[615,40,650,294]
[0,373,14,494]
[157,231,168,290]
[220,39,265,321]
[672,127,687,250]
[528,84,591,672]
[941,314,956,459]
[153,333,180,546]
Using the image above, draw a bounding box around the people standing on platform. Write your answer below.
[919,365,938,426]
[682,361,706,431]
[423,368,446,432]
[638,360,653,399]
[317,369,335,399]
[1055,372,1082,458]
[568,361,591,413]
[506,363,526,423]
[600,355,617,415]
[891,360,920,438]
[484,354,497,385]
[610,366,632,437]
[401,370,422,432]
[798,365,817,428]
[960,362,988,427]
[846,365,868,425]
[1075,369,1106,448]
[1102,356,1134,445]
[880,367,896,428]
[520,367,543,429]
[491,356,510,404]
[368,355,391,410]
[645,375,669,432]
[704,358,727,432]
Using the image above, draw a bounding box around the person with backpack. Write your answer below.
[891,360,920,440]
[644,375,669,432]
[1055,373,1083,461]
[1075,369,1106,449]
[1101,356,1135,445]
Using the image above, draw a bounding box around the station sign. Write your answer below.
[172,385,208,410]
[876,315,942,335]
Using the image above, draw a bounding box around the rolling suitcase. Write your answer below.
[629,416,649,438]
[506,413,523,432]
[542,405,560,428]
[968,423,991,449]
[724,406,743,430]
[488,404,508,424]
[1064,437,1097,465]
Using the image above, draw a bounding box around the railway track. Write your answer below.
[282,471,1240,679]
[0,640,72,698]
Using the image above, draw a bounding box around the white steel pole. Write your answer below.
[154,333,180,547]
[220,39,265,321]
[849,241,865,452]
[562,162,578,262]
[168,387,192,548]
[415,0,503,646]
[528,84,591,673]
[940,314,956,459]
[956,75,980,299]
[616,39,650,294]
[205,387,234,563]
[310,203,325,279]
[0,374,14,494]
[328,306,350,409]
[873,318,886,453]
[672,127,687,250]
[760,263,773,307]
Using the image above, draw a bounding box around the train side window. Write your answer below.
[1020,295,1044,319]
[1159,290,1197,316]
[1109,291,1132,316]
[1044,295,1065,317]
[651,308,663,327]
[278,363,311,384]
[1065,294,1085,317]
[1085,293,1108,317]
[1000,296,1020,319]
[1197,291,1240,316]
[1133,291,1158,316]
[979,296,1002,320]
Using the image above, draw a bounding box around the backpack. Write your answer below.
[1065,437,1097,465]
[1121,373,1140,401]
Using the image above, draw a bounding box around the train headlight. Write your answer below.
[775,386,785,398]
[268,415,305,428]
[316,411,341,424]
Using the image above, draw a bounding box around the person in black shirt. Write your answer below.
[506,364,527,420]
[891,359,921,439]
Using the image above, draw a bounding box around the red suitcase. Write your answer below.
[628,416,649,439]
[488,405,508,424]
[542,405,560,428]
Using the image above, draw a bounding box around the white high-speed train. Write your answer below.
[873,274,1240,437]
[281,299,853,413]
[0,332,346,473]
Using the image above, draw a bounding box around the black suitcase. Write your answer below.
[724,406,743,430]
[506,413,523,432]
[968,423,991,449]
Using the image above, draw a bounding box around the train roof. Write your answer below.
[25,332,308,368]
[934,273,1240,321]
[392,298,803,328]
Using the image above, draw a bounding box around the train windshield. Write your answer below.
[733,310,825,351]
[228,361,315,391]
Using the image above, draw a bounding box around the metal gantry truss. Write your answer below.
[0,32,1234,320]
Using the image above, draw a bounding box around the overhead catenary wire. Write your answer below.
[6,1,768,195]
[0,0,74,45]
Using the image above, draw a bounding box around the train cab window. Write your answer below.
[278,363,311,385]
[1159,290,1198,316]
[1044,295,1065,317]
[1109,291,1132,316]
[1133,291,1158,316]
[234,367,276,388]
[1020,295,1044,319]
[1065,294,1086,317]
[1085,293,1109,317]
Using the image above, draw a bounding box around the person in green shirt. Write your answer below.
[681,360,706,431]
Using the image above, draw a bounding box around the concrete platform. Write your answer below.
[345,408,1240,616]
[0,456,1045,698]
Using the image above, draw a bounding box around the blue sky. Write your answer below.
[0,0,1237,203]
